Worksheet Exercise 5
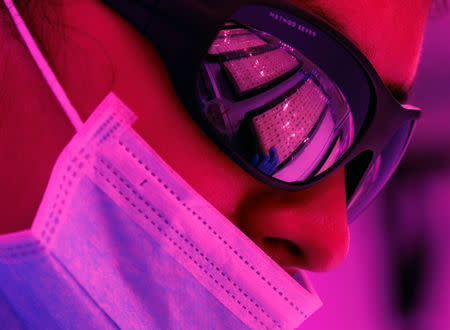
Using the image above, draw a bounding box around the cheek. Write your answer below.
[89,2,263,221]
[123,49,261,218]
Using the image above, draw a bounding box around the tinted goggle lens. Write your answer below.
[347,120,415,221]
[196,6,371,184]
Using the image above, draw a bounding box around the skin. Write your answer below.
[0,0,431,272]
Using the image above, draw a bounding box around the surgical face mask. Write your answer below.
[0,93,322,329]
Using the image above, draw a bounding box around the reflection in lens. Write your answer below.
[197,21,355,183]
[251,77,327,169]
[223,48,300,95]
[208,33,267,55]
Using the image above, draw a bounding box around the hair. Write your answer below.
[0,0,116,121]
[431,0,449,15]
[0,0,66,62]
[434,0,449,8]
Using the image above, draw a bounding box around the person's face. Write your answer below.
[93,0,432,273]
[2,0,432,265]
[0,0,430,260]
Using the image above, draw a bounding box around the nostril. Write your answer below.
[262,237,305,267]
[263,237,303,256]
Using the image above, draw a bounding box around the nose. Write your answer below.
[235,168,350,272]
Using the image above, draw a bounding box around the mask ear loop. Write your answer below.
[3,0,84,132]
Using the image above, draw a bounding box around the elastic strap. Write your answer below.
[3,0,83,131]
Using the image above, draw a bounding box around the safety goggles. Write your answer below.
[103,0,421,222]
